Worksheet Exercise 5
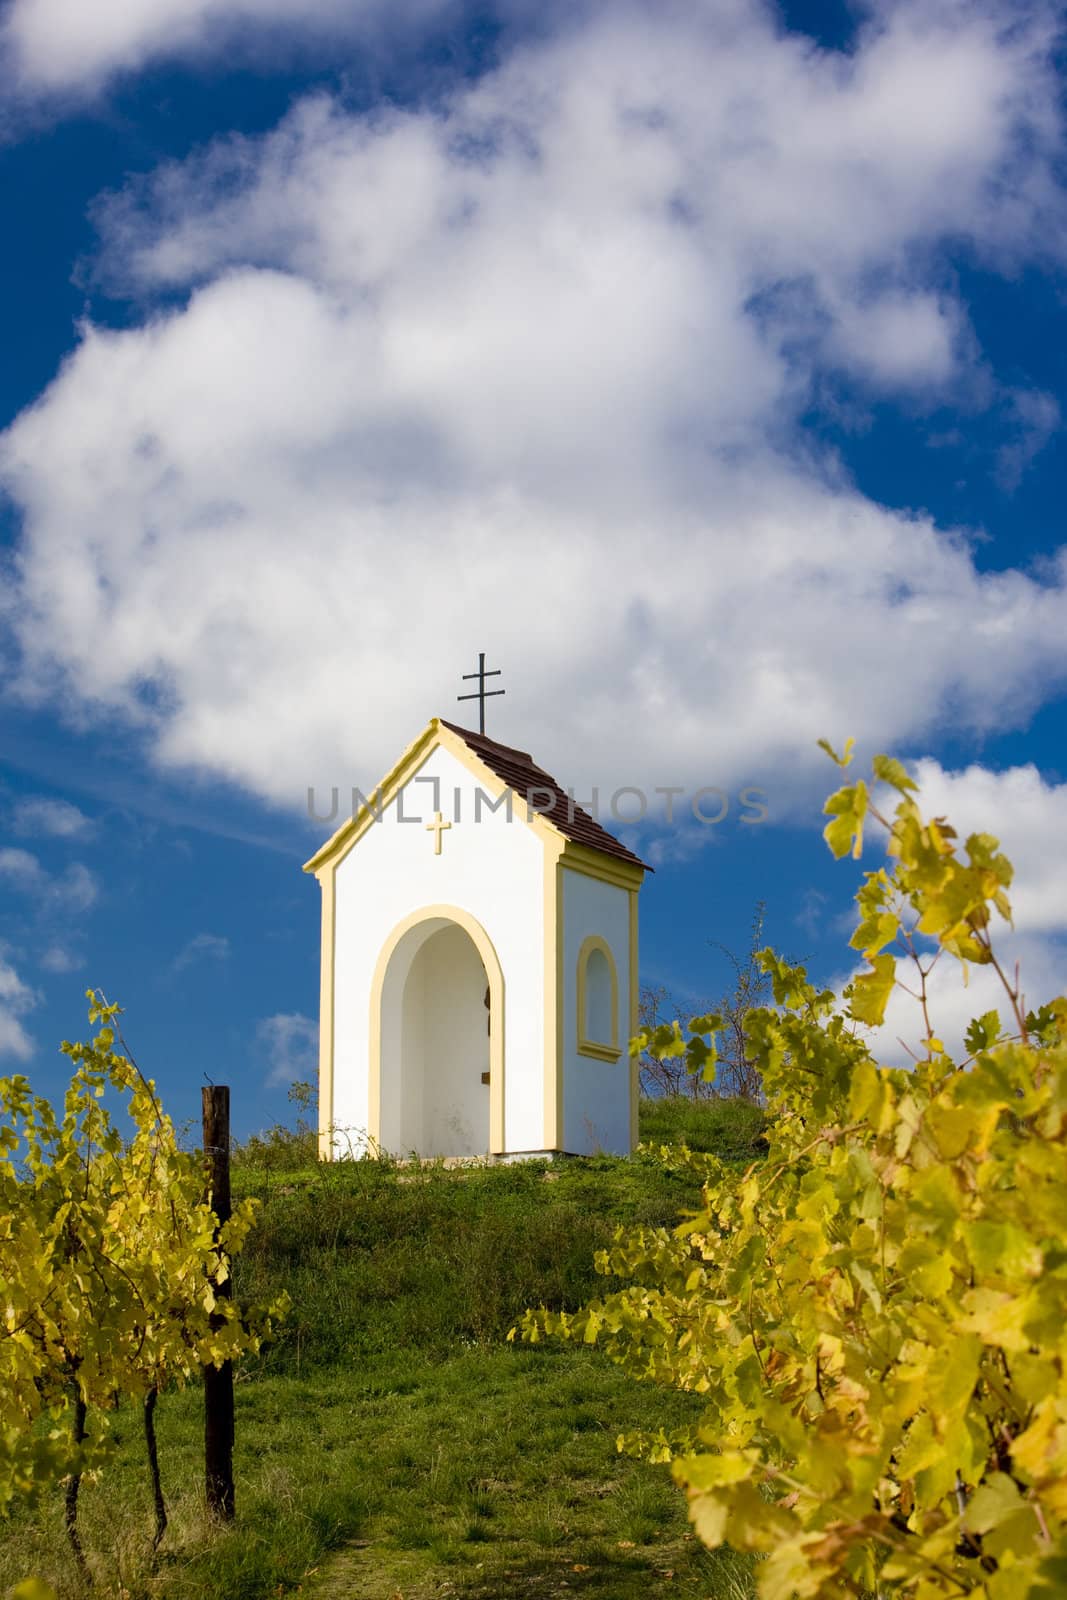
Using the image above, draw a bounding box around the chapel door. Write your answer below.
[399,920,491,1158]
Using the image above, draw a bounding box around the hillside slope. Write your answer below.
[1,1097,765,1600]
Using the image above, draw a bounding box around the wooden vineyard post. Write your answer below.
[202,1085,235,1521]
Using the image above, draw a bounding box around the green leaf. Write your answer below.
[687,1490,730,1549]
[688,1013,722,1036]
[847,952,896,1026]
[849,910,899,959]
[962,1220,1043,1281]
[1025,1000,1066,1044]
[817,736,856,768]
[964,1473,1024,1535]
[963,1010,1002,1056]
[11,1579,60,1600]
[681,1451,755,1488]
[872,754,917,793]
[823,780,869,860]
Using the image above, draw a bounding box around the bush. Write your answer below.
[517,748,1067,1599]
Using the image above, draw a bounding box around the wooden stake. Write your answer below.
[202,1085,235,1521]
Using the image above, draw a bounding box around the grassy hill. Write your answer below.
[1,1098,765,1600]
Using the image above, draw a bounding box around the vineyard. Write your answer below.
[1,1089,763,1599]
[0,998,287,1594]
[2,750,1066,1599]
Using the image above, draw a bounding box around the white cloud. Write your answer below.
[0,849,97,914]
[39,943,84,973]
[257,1012,318,1087]
[11,795,93,838]
[47,863,97,915]
[0,847,44,889]
[0,0,463,97]
[1,2,1066,820]
[0,953,37,1060]
[171,931,231,974]
[826,291,965,393]
[995,386,1061,490]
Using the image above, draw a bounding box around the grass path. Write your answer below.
[307,1529,734,1600]
[291,1347,753,1600]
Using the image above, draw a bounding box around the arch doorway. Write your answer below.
[371,907,505,1158]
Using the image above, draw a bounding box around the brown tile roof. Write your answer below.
[440,719,652,872]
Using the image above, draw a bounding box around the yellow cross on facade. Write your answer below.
[426,810,452,855]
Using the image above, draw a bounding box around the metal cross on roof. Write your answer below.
[457,651,505,736]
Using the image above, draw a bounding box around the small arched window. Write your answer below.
[577,936,620,1061]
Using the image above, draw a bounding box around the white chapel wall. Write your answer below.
[561,869,632,1155]
[331,742,546,1155]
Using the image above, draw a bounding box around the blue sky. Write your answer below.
[1,0,1065,1138]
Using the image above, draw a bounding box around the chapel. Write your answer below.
[304,715,650,1160]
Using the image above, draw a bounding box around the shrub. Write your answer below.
[516,747,1067,1599]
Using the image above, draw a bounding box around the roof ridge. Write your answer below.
[438,717,652,873]
[438,718,535,763]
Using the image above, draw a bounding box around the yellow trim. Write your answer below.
[304,719,440,874]
[542,843,565,1149]
[628,887,639,1154]
[579,1040,622,1064]
[576,934,621,1062]
[555,861,564,1145]
[367,904,506,1155]
[316,864,336,1160]
[559,841,646,892]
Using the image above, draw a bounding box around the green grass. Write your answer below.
[637,1093,767,1157]
[1,1097,764,1600]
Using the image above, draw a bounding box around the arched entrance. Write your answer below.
[369,905,505,1158]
